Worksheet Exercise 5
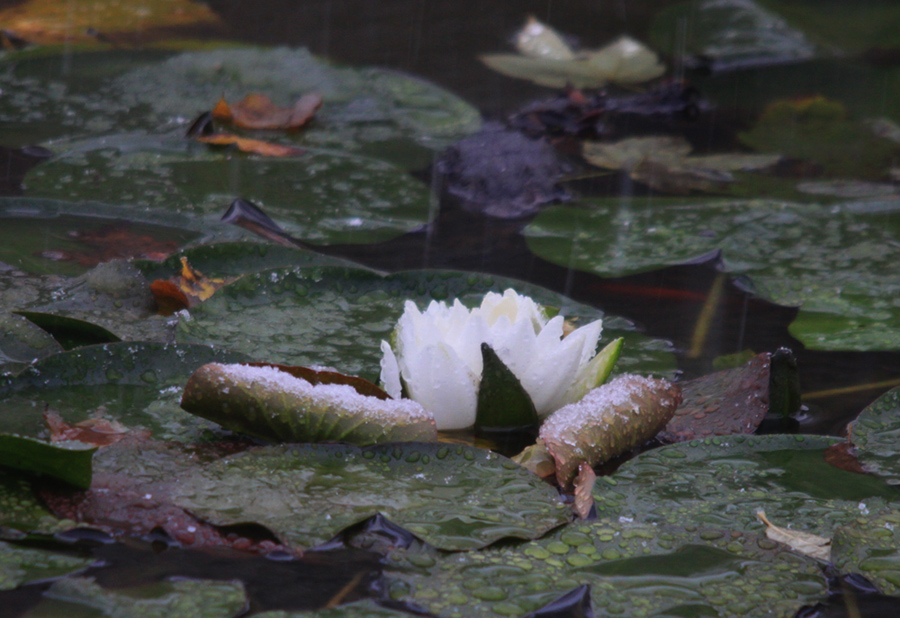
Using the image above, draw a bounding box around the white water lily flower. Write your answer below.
[379,289,606,430]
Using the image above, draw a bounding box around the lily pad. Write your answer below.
[649,0,816,71]
[0,342,249,442]
[175,266,677,383]
[32,576,247,618]
[171,442,569,551]
[0,469,74,533]
[1,47,479,152]
[831,508,900,595]
[0,312,63,367]
[25,143,438,246]
[592,434,900,537]
[0,540,94,591]
[524,198,900,350]
[386,518,824,618]
[134,241,357,283]
[848,386,900,485]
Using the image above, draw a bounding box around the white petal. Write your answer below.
[379,340,403,399]
[403,343,479,430]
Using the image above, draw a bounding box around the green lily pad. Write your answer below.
[0,540,94,591]
[25,144,438,246]
[649,0,816,70]
[524,198,900,350]
[386,518,824,618]
[32,576,247,618]
[0,469,74,533]
[134,241,358,283]
[2,47,479,151]
[175,266,677,383]
[0,342,249,442]
[831,508,900,595]
[592,434,900,537]
[848,386,900,485]
[171,442,569,551]
[0,312,63,367]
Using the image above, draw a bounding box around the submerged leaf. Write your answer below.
[539,374,681,487]
[180,363,437,445]
[757,510,831,562]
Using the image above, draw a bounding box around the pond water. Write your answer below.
[3,0,900,616]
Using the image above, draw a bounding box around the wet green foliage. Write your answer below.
[170,442,570,551]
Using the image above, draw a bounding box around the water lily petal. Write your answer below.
[403,342,479,430]
[379,340,403,399]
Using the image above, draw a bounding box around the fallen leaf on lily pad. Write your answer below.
[195,134,305,157]
[151,257,231,314]
[583,136,781,194]
[539,374,681,488]
[180,363,437,445]
[757,510,831,562]
[212,93,323,130]
[44,410,148,447]
[573,463,596,520]
[0,434,96,489]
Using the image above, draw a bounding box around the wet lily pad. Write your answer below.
[386,518,824,618]
[524,198,900,350]
[134,241,357,283]
[0,313,63,367]
[848,386,900,485]
[0,469,74,534]
[0,342,249,442]
[0,540,94,591]
[832,508,900,595]
[592,434,900,537]
[175,266,677,383]
[25,144,438,246]
[32,576,247,618]
[171,442,569,551]
[2,47,479,152]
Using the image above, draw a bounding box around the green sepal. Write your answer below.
[566,337,624,405]
[0,434,96,489]
[14,311,121,350]
[475,343,539,430]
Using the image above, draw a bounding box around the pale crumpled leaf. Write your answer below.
[511,439,557,479]
[515,15,576,61]
[482,35,664,88]
[180,363,437,445]
[573,463,597,519]
[583,136,781,194]
[757,510,831,562]
[583,36,666,85]
[539,374,681,488]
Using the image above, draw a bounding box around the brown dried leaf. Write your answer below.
[196,134,305,157]
[150,280,190,315]
[217,93,323,130]
[757,510,831,562]
[824,441,870,475]
[573,463,596,519]
[151,257,231,313]
[659,352,772,443]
